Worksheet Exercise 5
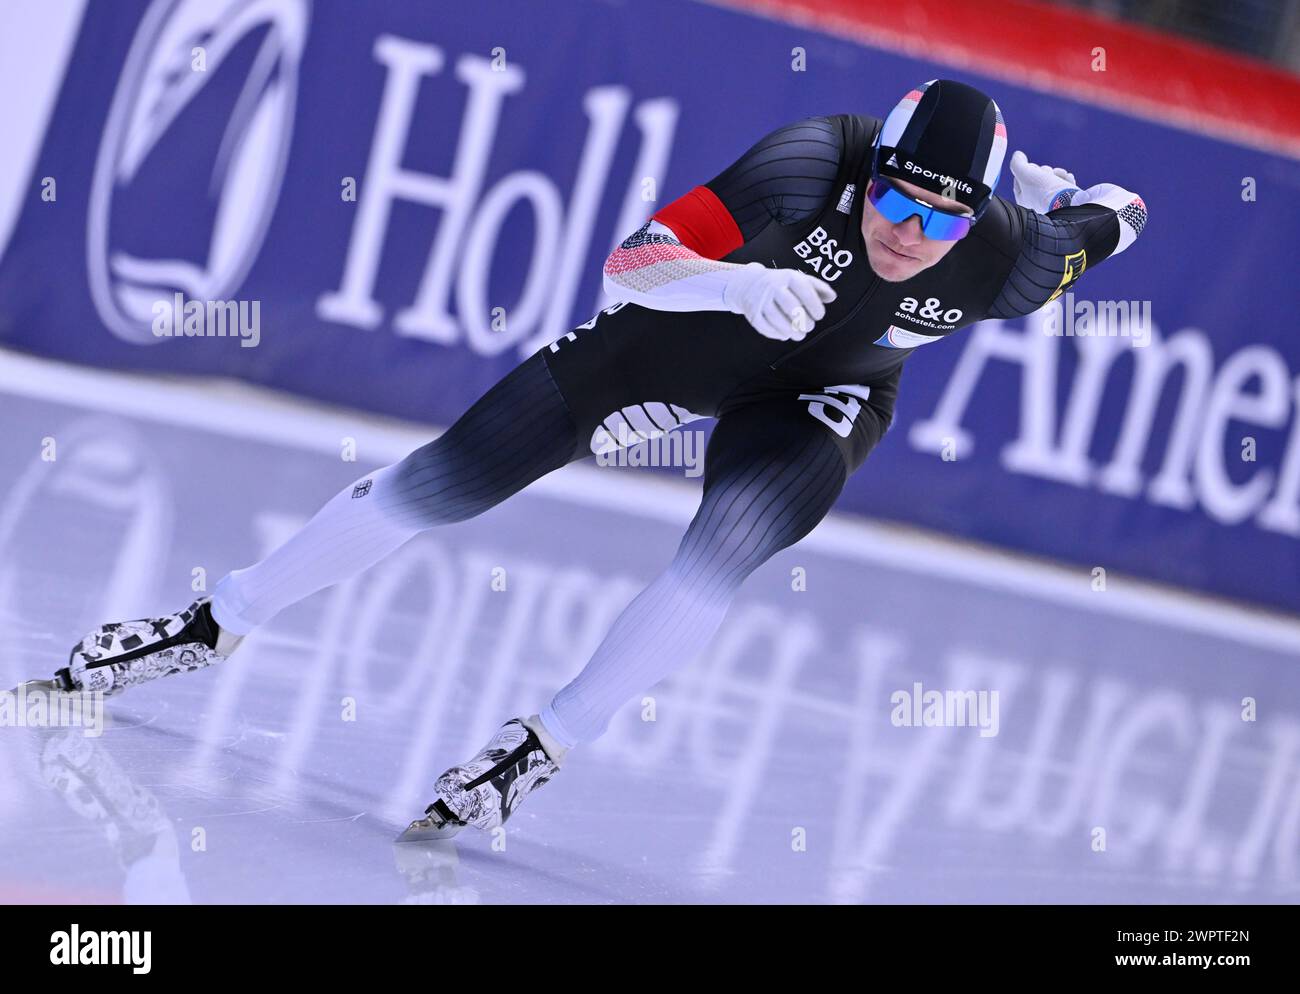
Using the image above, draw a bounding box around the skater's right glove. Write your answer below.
[1009,150,1081,215]
[722,263,837,342]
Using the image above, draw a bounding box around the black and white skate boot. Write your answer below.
[55,597,242,697]
[398,716,567,842]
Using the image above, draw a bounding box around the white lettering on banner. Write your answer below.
[317,35,678,356]
[909,307,1300,536]
[1197,346,1290,525]
[317,37,474,336]
[520,92,679,355]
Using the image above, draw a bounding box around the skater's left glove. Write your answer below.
[1009,150,1081,215]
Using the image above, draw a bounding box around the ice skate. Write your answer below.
[54,597,243,697]
[8,677,62,695]
[397,716,566,843]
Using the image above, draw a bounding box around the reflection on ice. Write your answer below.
[1,376,1299,903]
[392,840,479,905]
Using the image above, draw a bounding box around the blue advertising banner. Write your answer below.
[1,0,1298,613]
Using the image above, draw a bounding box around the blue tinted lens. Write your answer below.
[867,178,973,240]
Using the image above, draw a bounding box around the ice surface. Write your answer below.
[1,357,1299,904]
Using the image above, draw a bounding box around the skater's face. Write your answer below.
[862,176,971,282]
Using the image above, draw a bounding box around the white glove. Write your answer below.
[722,262,837,342]
[1009,150,1080,215]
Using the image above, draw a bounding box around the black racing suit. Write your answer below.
[541,113,1136,475]
[375,112,1144,743]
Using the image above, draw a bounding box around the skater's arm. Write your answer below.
[600,118,842,340]
[600,215,746,314]
[984,152,1148,319]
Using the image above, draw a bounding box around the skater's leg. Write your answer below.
[541,399,875,746]
[210,353,578,635]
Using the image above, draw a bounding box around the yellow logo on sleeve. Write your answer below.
[1048,250,1087,302]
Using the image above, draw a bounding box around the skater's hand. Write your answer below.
[1009,150,1080,215]
[723,262,837,342]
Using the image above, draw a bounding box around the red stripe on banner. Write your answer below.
[652,186,745,259]
[710,0,1300,158]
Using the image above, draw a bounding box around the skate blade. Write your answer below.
[9,679,62,694]
[395,816,466,843]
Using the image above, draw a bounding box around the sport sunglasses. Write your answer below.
[866,175,977,241]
